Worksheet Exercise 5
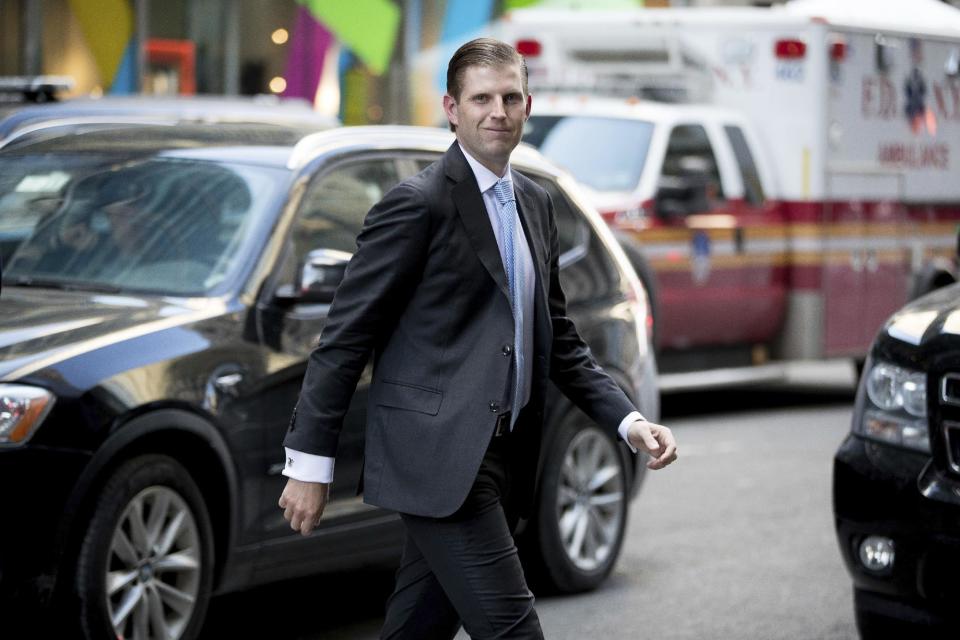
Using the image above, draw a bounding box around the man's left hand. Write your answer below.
[627,420,678,470]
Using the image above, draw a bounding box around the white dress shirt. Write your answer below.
[283,145,643,484]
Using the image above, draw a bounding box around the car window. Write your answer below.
[724,125,765,206]
[523,116,654,193]
[292,158,401,261]
[0,154,283,295]
[521,171,620,304]
[661,124,725,201]
[527,178,587,260]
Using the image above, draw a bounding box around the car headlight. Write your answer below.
[866,363,927,417]
[856,362,929,453]
[0,384,55,446]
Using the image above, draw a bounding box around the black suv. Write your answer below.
[834,279,960,638]
[0,123,659,639]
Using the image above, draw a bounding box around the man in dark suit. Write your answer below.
[279,38,677,639]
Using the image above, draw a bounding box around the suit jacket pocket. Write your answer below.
[376,379,443,415]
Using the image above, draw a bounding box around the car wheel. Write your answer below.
[75,454,214,640]
[530,415,629,593]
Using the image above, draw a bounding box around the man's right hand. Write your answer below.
[279,478,330,536]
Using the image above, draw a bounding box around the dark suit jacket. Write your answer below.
[284,142,636,518]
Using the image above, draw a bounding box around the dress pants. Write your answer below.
[380,432,544,640]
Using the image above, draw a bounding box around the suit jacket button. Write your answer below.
[489,401,500,413]
[502,344,512,356]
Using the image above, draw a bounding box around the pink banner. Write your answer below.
[282,5,334,101]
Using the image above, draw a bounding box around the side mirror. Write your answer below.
[276,248,352,305]
[654,154,714,219]
[299,248,352,303]
[654,174,710,219]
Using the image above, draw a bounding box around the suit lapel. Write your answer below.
[446,144,511,301]
[513,180,548,301]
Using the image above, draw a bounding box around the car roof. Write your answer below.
[0,95,338,143]
[0,122,319,165]
[0,122,565,178]
[529,93,747,124]
[286,125,564,176]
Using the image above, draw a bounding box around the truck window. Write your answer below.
[662,124,724,201]
[523,115,655,193]
[724,125,765,206]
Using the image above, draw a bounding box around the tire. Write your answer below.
[612,230,659,348]
[854,592,949,640]
[75,454,214,640]
[527,415,629,593]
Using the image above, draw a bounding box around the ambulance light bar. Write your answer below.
[775,39,807,60]
[516,39,542,57]
[830,40,848,62]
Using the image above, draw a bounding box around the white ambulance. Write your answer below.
[497,0,960,387]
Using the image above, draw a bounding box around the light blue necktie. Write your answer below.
[493,178,525,428]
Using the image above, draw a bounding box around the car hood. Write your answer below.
[583,188,637,211]
[883,283,960,347]
[0,286,226,382]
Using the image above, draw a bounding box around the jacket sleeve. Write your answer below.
[544,195,638,435]
[283,182,431,456]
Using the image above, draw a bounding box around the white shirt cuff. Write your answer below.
[282,447,335,484]
[618,411,646,454]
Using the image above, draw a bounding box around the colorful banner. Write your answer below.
[505,0,644,7]
[298,0,400,76]
[67,0,135,92]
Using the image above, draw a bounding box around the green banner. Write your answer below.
[299,0,400,76]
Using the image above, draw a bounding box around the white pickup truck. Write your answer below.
[523,94,786,383]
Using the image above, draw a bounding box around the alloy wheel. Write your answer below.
[556,428,625,572]
[105,486,202,640]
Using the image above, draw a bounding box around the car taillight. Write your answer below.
[624,282,654,344]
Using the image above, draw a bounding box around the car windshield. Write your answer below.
[523,115,654,193]
[0,153,286,295]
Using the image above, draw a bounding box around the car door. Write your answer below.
[253,154,406,574]
[648,123,734,351]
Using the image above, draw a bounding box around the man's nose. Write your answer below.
[489,97,507,118]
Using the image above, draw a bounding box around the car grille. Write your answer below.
[942,373,960,407]
[941,373,960,473]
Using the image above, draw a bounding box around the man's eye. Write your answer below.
[473,95,488,103]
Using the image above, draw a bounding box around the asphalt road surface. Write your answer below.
[204,381,861,639]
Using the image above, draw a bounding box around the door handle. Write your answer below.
[213,372,244,395]
[203,367,246,411]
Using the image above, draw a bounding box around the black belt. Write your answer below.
[493,411,512,437]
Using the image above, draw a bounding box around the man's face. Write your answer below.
[443,62,532,176]
[104,196,146,253]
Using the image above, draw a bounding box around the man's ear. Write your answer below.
[443,94,459,128]
[525,94,532,120]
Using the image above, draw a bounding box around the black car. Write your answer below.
[834,280,960,638]
[0,123,659,639]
